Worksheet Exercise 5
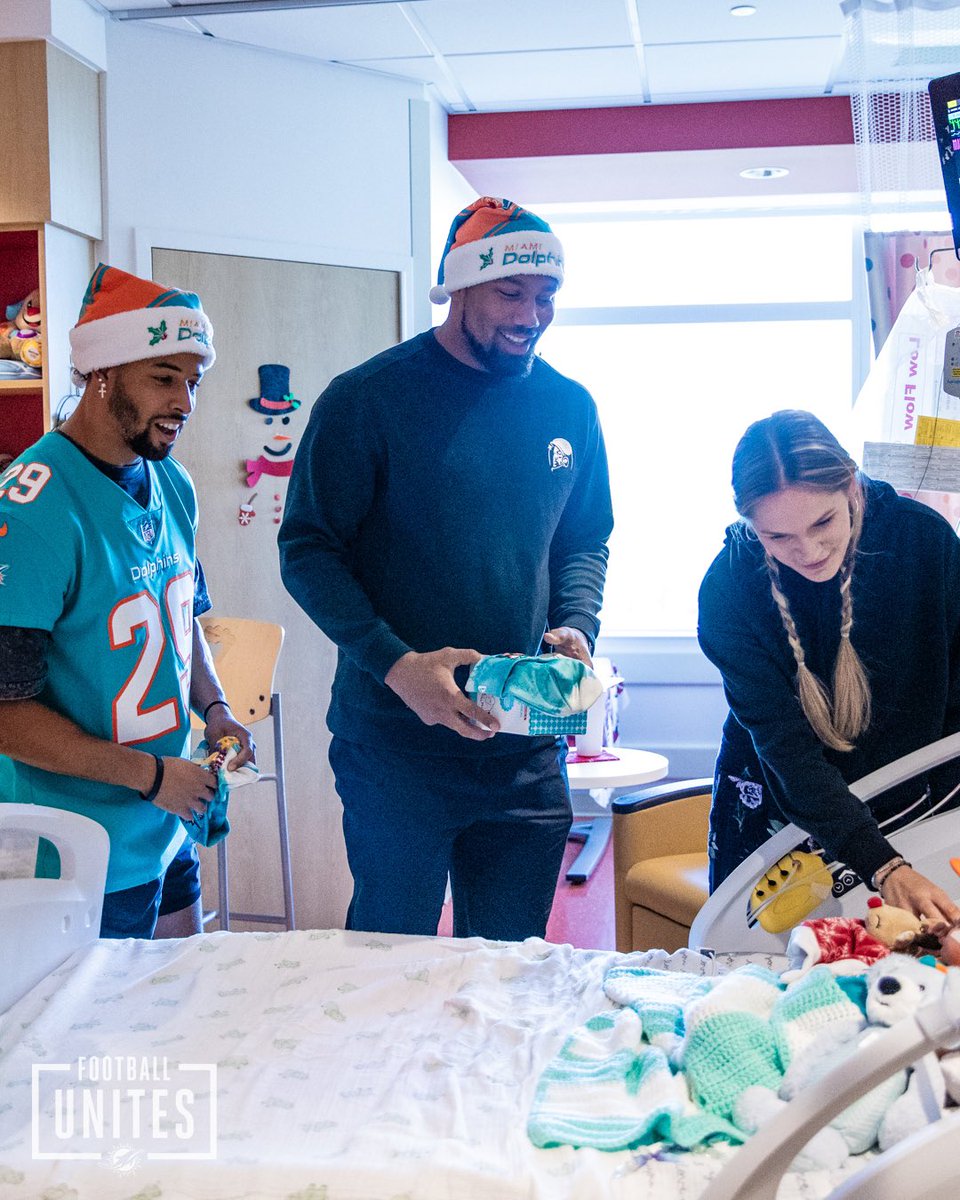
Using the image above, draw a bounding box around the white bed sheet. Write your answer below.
[0,929,867,1200]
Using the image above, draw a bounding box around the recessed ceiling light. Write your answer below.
[730,4,757,15]
[739,166,790,180]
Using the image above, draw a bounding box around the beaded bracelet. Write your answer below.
[872,855,912,892]
[140,753,165,804]
[202,698,230,722]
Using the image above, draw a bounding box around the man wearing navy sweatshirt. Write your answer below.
[279,197,613,939]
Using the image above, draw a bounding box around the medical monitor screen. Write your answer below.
[929,71,960,255]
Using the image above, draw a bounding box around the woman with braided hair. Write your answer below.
[698,409,960,929]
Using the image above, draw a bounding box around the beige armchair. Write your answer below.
[611,779,712,953]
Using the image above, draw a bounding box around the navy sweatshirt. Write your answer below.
[698,477,960,883]
[279,330,613,757]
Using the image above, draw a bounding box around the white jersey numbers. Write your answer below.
[109,581,194,745]
[165,571,194,719]
[0,461,52,505]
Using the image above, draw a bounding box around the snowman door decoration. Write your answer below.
[242,363,302,526]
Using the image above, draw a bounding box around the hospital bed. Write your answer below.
[1,796,958,1200]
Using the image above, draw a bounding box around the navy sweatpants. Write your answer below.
[330,736,573,941]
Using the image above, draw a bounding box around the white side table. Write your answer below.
[565,747,669,883]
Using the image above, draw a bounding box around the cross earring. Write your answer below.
[98,376,106,399]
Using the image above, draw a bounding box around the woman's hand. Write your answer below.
[880,864,960,931]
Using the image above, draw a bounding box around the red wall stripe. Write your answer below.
[448,97,854,160]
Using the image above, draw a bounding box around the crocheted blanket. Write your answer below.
[528,960,866,1152]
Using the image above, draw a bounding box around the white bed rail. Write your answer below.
[707,969,960,1200]
[0,804,108,1014]
[825,1109,960,1199]
[690,732,960,954]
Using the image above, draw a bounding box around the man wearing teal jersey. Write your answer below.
[0,264,254,938]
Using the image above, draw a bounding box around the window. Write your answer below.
[539,209,865,636]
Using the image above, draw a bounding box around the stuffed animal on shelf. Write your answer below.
[0,320,16,359]
[1,289,42,368]
[14,288,41,334]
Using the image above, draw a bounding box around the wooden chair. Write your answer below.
[193,616,295,931]
[611,778,711,953]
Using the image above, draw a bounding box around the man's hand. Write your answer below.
[151,756,217,821]
[543,626,592,666]
[385,647,499,740]
[204,704,257,769]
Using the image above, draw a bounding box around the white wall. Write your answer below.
[598,638,727,781]
[427,97,476,325]
[100,21,423,277]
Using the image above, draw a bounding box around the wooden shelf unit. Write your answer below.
[0,222,98,462]
[0,224,45,463]
[0,37,102,464]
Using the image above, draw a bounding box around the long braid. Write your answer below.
[765,553,851,751]
[763,486,871,752]
[830,493,872,742]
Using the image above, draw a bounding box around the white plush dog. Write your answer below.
[734,955,948,1169]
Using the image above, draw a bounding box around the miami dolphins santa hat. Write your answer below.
[69,263,216,375]
[429,196,564,304]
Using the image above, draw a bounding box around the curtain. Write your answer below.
[863,230,958,355]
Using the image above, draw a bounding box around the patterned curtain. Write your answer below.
[863,230,959,355]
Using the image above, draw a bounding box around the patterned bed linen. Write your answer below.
[0,930,865,1200]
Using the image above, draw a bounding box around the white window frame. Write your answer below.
[539,199,951,766]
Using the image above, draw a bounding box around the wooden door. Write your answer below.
[153,247,400,930]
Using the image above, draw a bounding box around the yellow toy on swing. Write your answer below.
[748,849,835,933]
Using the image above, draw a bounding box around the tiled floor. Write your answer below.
[436,817,616,950]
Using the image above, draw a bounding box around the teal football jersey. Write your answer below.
[0,432,199,891]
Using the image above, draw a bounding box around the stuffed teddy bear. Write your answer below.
[734,955,948,1169]
[864,895,943,957]
[783,898,943,982]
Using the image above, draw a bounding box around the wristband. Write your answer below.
[140,753,165,804]
[871,855,904,890]
[872,855,911,892]
[203,698,230,722]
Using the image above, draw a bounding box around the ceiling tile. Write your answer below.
[645,37,842,100]
[196,6,428,61]
[346,52,445,84]
[443,47,645,109]
[636,0,845,45]
[413,0,633,55]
